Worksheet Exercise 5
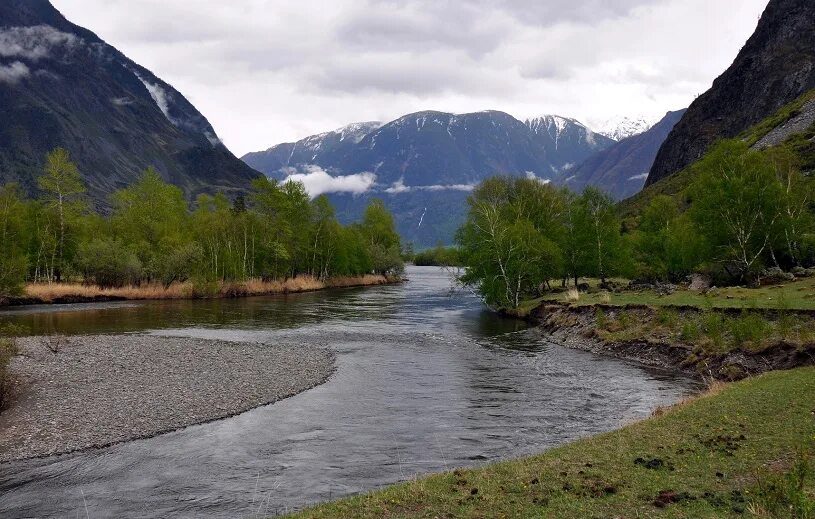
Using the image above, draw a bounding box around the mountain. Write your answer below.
[592,116,656,141]
[242,121,382,176]
[0,0,260,202]
[243,111,613,247]
[562,109,686,200]
[525,115,615,173]
[646,0,815,186]
[244,111,613,186]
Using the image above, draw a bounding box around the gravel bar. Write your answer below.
[0,335,334,463]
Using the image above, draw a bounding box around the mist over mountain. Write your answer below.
[0,0,260,202]
[243,110,614,247]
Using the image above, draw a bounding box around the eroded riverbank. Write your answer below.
[0,335,334,462]
[528,303,815,380]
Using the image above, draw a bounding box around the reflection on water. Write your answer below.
[0,267,697,518]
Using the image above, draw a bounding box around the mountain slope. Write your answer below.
[0,0,260,202]
[243,110,613,247]
[243,111,612,186]
[646,0,815,186]
[563,109,686,200]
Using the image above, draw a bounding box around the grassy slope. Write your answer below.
[619,88,815,222]
[521,276,815,315]
[289,368,815,518]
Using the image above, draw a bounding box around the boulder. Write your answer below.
[688,274,711,291]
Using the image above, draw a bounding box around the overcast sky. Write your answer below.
[51,0,769,156]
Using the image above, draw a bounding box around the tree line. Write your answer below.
[0,148,403,296]
[457,139,815,309]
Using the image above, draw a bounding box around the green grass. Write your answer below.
[526,275,815,312]
[287,368,815,518]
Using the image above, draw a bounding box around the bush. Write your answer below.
[74,238,142,288]
[728,311,771,348]
[160,242,204,288]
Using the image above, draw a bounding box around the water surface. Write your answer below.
[0,266,697,518]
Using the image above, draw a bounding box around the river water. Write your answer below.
[0,266,697,518]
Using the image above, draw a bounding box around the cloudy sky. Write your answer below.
[51,0,769,157]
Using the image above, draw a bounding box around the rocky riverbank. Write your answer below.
[0,335,334,462]
[529,304,815,380]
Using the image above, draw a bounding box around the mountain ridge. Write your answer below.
[646,0,815,186]
[0,0,260,203]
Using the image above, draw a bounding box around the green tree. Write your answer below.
[111,167,189,281]
[688,140,783,282]
[360,199,403,274]
[0,184,29,296]
[37,148,86,281]
[457,177,565,309]
[577,187,624,283]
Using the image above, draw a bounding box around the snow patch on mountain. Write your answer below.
[591,116,657,141]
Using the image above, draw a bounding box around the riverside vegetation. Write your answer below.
[0,148,404,303]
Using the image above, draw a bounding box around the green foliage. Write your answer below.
[413,246,463,267]
[359,199,403,275]
[0,149,403,292]
[457,177,624,309]
[687,141,784,281]
[749,448,815,518]
[74,238,142,288]
[0,184,29,296]
[35,148,87,282]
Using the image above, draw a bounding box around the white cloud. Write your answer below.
[284,166,377,197]
[525,171,552,184]
[135,74,175,124]
[385,178,411,194]
[0,25,80,60]
[50,0,769,156]
[0,61,30,84]
[385,178,476,193]
[628,172,649,181]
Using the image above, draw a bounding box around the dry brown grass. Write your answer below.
[23,274,393,304]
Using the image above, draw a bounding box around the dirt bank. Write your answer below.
[529,304,815,380]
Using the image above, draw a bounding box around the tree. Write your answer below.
[577,187,624,283]
[0,184,29,296]
[360,199,403,274]
[111,167,189,281]
[688,140,783,282]
[37,148,86,281]
[457,177,565,309]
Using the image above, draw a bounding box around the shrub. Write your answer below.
[595,309,607,330]
[74,238,142,288]
[701,312,726,350]
[657,308,679,327]
[680,321,701,343]
[729,311,771,348]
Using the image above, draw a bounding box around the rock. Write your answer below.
[760,267,795,285]
[688,274,711,291]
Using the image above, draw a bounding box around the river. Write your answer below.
[0,266,697,518]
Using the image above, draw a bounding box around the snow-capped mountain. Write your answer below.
[525,115,614,172]
[243,110,615,247]
[592,116,657,141]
